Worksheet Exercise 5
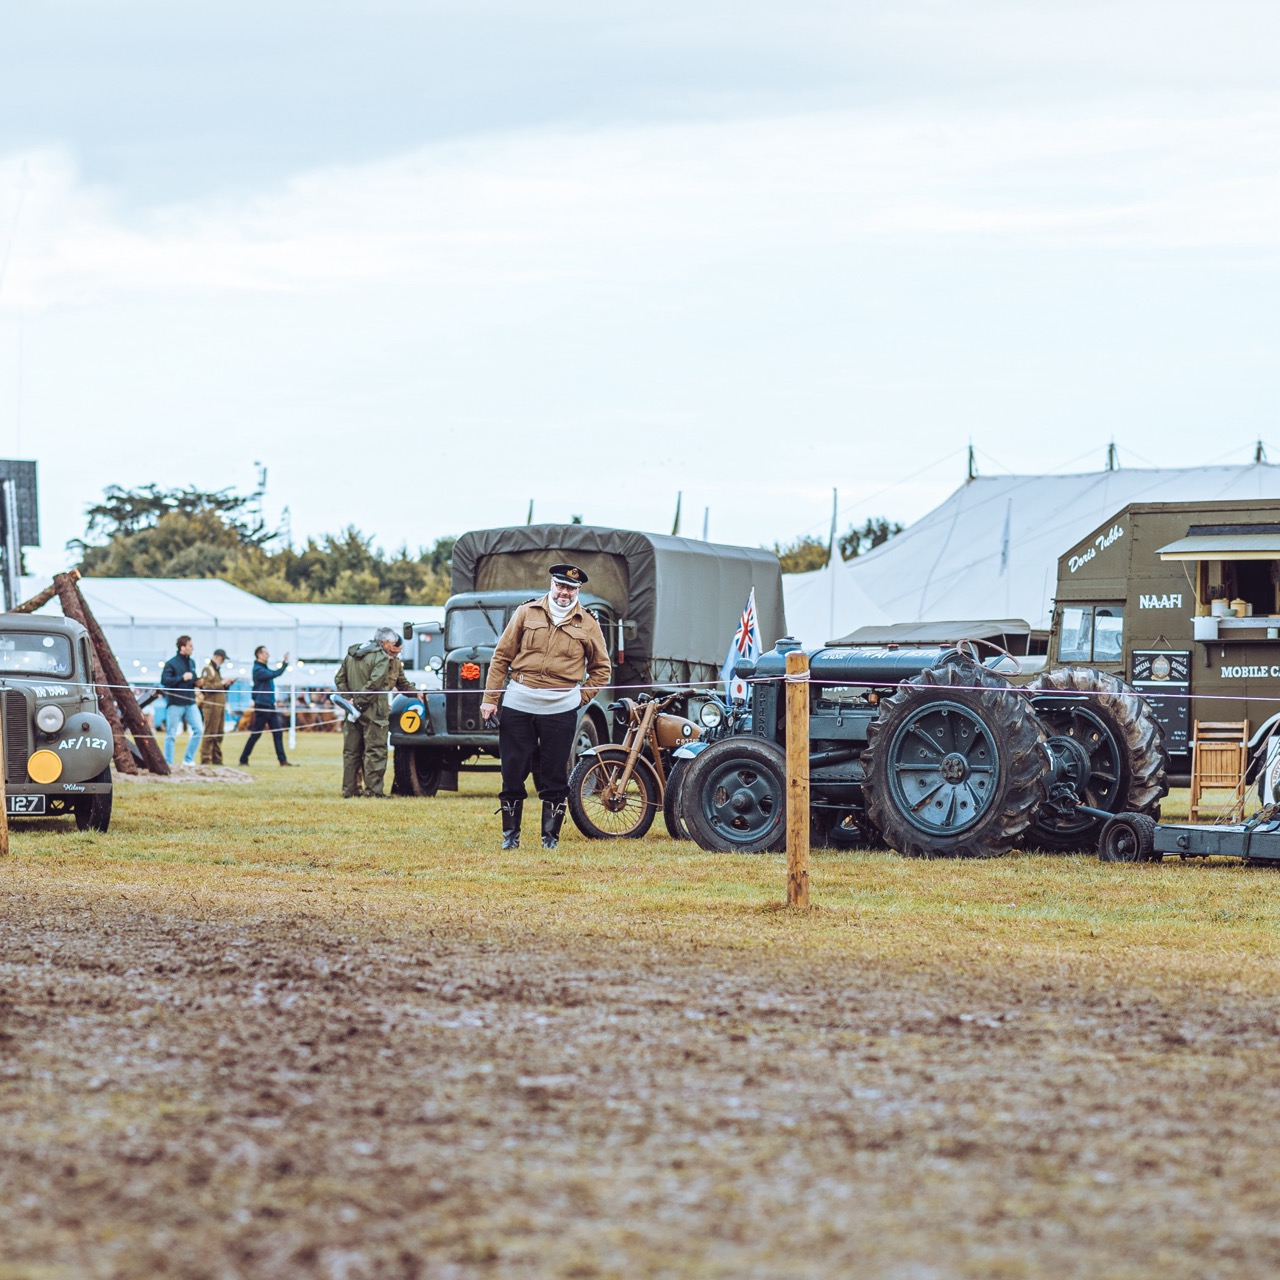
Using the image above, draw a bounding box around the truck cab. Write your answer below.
[389,587,620,795]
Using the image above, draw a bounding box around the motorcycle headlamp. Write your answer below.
[698,701,724,729]
[36,704,66,734]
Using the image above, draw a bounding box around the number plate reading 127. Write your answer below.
[7,794,46,815]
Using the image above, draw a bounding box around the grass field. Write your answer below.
[2,730,1279,1278]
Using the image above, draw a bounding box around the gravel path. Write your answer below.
[3,886,1279,1279]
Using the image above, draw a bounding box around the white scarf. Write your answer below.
[545,591,574,626]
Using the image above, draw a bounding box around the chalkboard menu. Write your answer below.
[1131,650,1191,755]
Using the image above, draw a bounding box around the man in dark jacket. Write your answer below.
[239,645,295,767]
[161,634,204,766]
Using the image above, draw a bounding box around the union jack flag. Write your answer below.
[720,588,760,702]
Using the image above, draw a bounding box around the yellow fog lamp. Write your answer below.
[28,749,64,784]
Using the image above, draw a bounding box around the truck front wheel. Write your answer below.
[393,746,443,797]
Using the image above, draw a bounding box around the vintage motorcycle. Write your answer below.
[566,691,705,839]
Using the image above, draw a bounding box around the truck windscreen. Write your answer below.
[447,608,506,649]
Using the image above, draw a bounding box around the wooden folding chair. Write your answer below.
[1188,719,1250,822]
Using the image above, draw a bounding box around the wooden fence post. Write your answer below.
[785,649,810,908]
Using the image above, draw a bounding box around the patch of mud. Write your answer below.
[1,893,1278,1278]
[113,763,253,785]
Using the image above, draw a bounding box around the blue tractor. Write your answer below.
[674,639,1168,859]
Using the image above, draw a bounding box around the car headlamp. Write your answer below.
[698,701,724,729]
[36,704,65,734]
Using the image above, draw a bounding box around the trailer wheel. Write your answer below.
[864,660,1046,859]
[1098,812,1158,862]
[567,747,659,839]
[682,738,787,854]
[1024,668,1168,851]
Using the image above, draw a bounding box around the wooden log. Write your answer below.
[89,646,138,775]
[12,580,59,614]
[55,573,169,776]
[785,649,811,908]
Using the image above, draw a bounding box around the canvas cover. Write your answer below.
[451,525,786,681]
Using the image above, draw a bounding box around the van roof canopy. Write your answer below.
[1158,529,1280,560]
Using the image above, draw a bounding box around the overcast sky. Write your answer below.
[1,0,1276,576]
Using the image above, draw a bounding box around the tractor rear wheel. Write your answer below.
[1023,667,1168,852]
[863,660,1046,859]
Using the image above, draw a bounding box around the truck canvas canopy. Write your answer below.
[450,524,787,685]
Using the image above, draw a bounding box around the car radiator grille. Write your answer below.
[3,689,28,783]
[446,661,488,734]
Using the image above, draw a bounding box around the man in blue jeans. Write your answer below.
[160,634,204,766]
[239,645,295,766]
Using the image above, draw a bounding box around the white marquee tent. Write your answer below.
[15,576,444,687]
[784,463,1280,646]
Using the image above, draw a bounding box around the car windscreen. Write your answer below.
[0,632,75,677]
[446,607,506,649]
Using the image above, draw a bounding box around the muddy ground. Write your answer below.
[2,886,1279,1279]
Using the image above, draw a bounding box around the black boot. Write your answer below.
[541,800,566,849]
[500,799,523,850]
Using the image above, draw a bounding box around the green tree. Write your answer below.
[836,517,904,562]
[772,535,831,575]
[72,484,456,605]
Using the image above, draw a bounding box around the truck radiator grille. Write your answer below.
[3,689,28,783]
[446,661,488,734]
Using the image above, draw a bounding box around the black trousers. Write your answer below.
[498,706,578,804]
[242,708,288,763]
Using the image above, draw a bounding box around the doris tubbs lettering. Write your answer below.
[1068,523,1124,574]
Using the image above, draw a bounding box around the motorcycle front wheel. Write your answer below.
[567,746,659,839]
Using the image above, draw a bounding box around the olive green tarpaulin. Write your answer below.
[451,525,786,683]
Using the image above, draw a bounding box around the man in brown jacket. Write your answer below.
[481,563,611,849]
[197,648,236,765]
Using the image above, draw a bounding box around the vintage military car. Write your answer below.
[0,614,114,830]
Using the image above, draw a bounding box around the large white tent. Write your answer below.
[784,463,1280,646]
[285,602,443,664]
[15,577,443,687]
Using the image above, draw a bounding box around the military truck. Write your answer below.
[1049,497,1280,779]
[389,524,785,796]
[0,614,114,830]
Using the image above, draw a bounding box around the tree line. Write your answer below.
[70,484,903,599]
[72,485,456,605]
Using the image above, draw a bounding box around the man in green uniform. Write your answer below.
[334,627,414,798]
[197,648,235,765]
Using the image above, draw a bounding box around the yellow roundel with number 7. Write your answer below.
[399,705,423,734]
